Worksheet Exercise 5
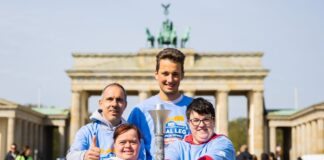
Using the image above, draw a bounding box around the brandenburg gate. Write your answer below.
[66,48,269,156]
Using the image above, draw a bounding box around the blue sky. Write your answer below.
[1,0,323,119]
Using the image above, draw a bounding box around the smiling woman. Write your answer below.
[111,124,142,160]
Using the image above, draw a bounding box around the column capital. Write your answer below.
[71,89,82,93]
[138,90,152,101]
[139,89,150,92]
[250,89,264,93]
[184,90,195,97]
[216,89,230,94]
[183,89,195,93]
[269,126,277,129]
[81,91,89,96]
[247,89,264,99]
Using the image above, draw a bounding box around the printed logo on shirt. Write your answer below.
[100,149,116,159]
[166,115,185,122]
[100,148,114,154]
[164,120,189,140]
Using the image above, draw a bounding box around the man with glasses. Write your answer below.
[165,97,235,160]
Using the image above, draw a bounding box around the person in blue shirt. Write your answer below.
[165,97,236,160]
[67,83,145,160]
[128,48,193,160]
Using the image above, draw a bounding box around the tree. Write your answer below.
[228,117,248,152]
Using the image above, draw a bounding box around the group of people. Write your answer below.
[66,48,236,160]
[260,146,282,160]
[236,144,281,160]
[5,143,33,160]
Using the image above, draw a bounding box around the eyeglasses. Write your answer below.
[189,117,214,126]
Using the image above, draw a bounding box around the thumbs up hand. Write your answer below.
[84,136,100,160]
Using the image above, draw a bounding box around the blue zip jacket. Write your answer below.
[66,109,145,160]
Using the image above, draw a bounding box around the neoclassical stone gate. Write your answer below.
[66,48,269,156]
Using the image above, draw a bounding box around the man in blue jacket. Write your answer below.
[67,83,143,160]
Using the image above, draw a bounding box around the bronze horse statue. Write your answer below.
[157,19,177,48]
[146,28,155,48]
[180,27,190,48]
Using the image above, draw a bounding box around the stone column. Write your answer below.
[34,124,39,153]
[184,90,195,97]
[301,123,306,155]
[39,124,44,154]
[318,119,324,153]
[33,124,36,149]
[215,90,229,135]
[296,125,301,157]
[291,126,297,160]
[29,123,34,149]
[264,124,270,153]
[7,117,15,150]
[25,121,29,146]
[305,122,311,154]
[15,118,22,148]
[21,120,26,146]
[70,90,82,145]
[139,90,151,101]
[58,126,65,157]
[311,120,317,153]
[269,126,276,153]
[248,90,264,156]
[81,91,89,126]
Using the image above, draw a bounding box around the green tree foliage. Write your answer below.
[276,129,283,147]
[228,117,248,152]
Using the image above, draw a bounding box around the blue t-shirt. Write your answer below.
[127,94,193,160]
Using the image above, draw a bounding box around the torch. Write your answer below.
[148,103,170,160]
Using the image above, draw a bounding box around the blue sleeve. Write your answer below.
[66,125,93,160]
[69,126,91,151]
[127,107,153,160]
[137,138,147,160]
[202,136,236,160]
[165,141,181,160]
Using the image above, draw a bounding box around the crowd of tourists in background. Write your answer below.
[236,144,283,160]
[5,143,33,160]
